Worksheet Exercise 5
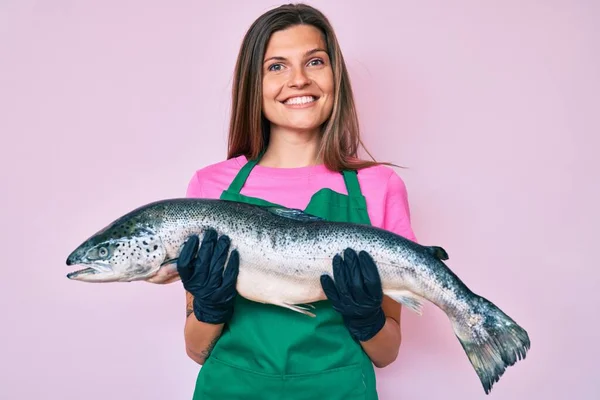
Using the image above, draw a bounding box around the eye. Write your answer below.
[268,63,283,72]
[308,58,324,67]
[98,247,109,258]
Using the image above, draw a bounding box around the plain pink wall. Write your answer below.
[1,1,598,399]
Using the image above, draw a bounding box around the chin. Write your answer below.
[266,105,330,133]
[280,116,327,132]
[283,124,322,133]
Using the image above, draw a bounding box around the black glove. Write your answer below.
[177,229,240,324]
[320,248,386,342]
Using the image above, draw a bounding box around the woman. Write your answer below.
[177,4,417,399]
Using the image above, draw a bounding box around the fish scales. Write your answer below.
[66,198,530,395]
[163,201,434,307]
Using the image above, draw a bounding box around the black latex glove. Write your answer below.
[177,229,240,324]
[320,248,386,342]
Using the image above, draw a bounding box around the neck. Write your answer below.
[259,126,322,168]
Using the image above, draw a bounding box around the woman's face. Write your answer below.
[261,24,334,135]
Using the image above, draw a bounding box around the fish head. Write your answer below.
[66,220,166,283]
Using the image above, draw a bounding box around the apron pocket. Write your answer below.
[282,363,367,400]
[194,356,283,400]
[194,358,369,400]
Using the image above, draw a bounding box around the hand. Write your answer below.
[320,248,386,342]
[177,229,240,324]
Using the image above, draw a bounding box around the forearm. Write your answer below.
[360,316,402,368]
[183,292,224,365]
[360,296,402,368]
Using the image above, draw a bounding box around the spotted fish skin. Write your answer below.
[66,198,530,395]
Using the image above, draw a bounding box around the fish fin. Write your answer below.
[427,246,449,260]
[277,302,317,317]
[384,290,425,315]
[160,257,178,266]
[267,207,323,222]
[455,296,530,394]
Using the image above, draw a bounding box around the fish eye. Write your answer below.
[98,247,108,258]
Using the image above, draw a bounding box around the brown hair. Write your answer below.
[227,3,391,171]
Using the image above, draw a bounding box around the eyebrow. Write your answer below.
[263,48,327,64]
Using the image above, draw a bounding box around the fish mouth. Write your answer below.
[66,267,99,279]
[66,264,116,282]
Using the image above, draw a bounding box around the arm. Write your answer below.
[183,291,224,365]
[359,171,417,367]
[359,296,402,368]
[176,173,236,364]
[177,231,240,365]
[321,249,400,367]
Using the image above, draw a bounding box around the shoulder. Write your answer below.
[185,156,246,199]
[194,155,246,179]
[356,164,409,199]
[356,164,417,242]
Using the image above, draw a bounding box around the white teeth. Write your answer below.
[284,96,316,105]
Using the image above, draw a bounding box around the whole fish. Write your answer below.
[66,198,530,394]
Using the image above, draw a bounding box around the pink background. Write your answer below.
[1,1,598,399]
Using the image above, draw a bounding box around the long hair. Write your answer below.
[227,3,390,171]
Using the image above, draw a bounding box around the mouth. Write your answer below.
[280,95,319,107]
[66,263,115,281]
[66,267,99,279]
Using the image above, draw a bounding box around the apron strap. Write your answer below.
[341,170,365,198]
[226,151,264,194]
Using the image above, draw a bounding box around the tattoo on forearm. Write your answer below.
[184,291,220,361]
[186,294,193,318]
[201,336,219,359]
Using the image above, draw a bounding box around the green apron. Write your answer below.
[192,153,378,400]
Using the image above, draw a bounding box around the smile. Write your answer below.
[282,96,318,106]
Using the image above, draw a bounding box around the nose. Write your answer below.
[288,68,311,88]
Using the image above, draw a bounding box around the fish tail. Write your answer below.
[454,296,530,395]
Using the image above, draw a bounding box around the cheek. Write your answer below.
[315,74,334,112]
[262,77,281,102]
[319,71,334,97]
[110,250,131,271]
[262,79,283,120]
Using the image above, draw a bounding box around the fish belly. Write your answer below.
[235,256,329,307]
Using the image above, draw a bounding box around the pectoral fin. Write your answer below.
[276,302,317,317]
[385,290,425,315]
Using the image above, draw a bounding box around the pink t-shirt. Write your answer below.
[185,155,417,242]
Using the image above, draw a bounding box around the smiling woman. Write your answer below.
[225,4,385,172]
[171,3,418,400]
[261,25,334,139]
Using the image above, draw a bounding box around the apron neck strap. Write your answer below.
[226,150,265,194]
[341,170,364,198]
